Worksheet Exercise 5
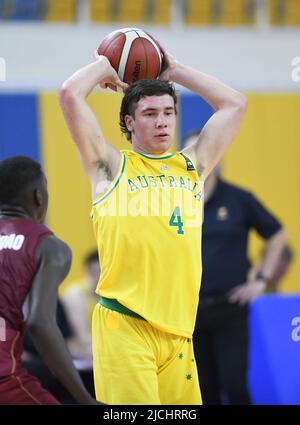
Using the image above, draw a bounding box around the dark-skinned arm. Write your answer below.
[26,235,98,405]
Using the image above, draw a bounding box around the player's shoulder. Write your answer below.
[36,234,72,265]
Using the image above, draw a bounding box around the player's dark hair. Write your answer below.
[119,79,177,142]
[84,249,99,267]
[0,156,43,204]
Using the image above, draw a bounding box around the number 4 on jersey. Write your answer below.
[169,206,184,235]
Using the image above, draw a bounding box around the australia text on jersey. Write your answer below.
[92,172,203,228]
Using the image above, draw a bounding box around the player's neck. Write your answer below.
[0,206,32,220]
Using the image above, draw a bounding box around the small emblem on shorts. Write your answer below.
[178,353,184,360]
[186,374,192,381]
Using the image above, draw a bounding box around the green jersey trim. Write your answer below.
[136,152,174,160]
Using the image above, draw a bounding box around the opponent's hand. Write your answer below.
[228,280,267,306]
[94,51,128,92]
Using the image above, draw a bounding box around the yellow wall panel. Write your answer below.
[115,0,146,23]
[45,0,76,22]
[148,0,170,24]
[185,0,255,26]
[221,0,256,25]
[222,94,300,293]
[88,91,131,150]
[90,0,170,24]
[90,0,111,22]
[269,0,300,26]
[185,0,211,25]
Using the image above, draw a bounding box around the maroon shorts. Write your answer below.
[0,329,60,405]
[0,368,60,405]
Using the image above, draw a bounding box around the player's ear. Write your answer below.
[34,188,42,208]
[124,114,134,132]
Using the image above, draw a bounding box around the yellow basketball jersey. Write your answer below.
[91,149,203,338]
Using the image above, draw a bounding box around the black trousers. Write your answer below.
[193,298,251,405]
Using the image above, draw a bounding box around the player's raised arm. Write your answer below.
[160,50,247,180]
[59,55,128,189]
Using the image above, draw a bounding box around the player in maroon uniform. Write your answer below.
[0,156,96,405]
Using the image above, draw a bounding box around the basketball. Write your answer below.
[97,27,163,86]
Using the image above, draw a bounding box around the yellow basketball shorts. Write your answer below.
[92,303,202,405]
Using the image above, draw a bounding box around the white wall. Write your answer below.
[0,21,299,91]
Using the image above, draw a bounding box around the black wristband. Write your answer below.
[255,272,271,285]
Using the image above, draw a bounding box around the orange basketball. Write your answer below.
[97,27,163,86]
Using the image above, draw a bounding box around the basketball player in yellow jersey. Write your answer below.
[59,45,247,404]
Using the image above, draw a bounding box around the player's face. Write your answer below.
[127,95,176,154]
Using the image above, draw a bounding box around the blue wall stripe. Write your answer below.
[0,92,212,163]
[179,93,214,149]
[0,94,40,162]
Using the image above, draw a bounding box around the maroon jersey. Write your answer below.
[0,218,60,404]
[0,218,52,332]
